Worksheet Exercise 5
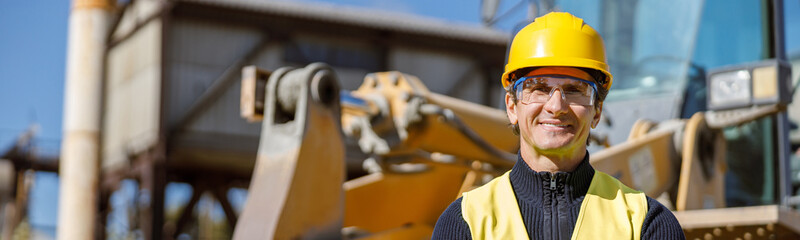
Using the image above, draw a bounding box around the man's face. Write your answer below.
[505,67,602,157]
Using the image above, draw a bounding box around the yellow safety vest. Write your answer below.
[461,171,647,240]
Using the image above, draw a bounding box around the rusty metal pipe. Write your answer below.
[58,1,115,239]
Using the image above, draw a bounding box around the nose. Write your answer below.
[543,88,568,116]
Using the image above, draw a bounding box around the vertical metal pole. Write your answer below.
[151,162,166,240]
[58,0,115,239]
[1,171,28,240]
[777,114,791,206]
[98,190,110,240]
[211,186,238,230]
[1,202,15,240]
[771,0,792,206]
[138,154,166,240]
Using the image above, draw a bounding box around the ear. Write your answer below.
[591,102,603,128]
[506,93,518,125]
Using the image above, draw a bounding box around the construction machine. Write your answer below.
[230,0,800,239]
[230,60,798,239]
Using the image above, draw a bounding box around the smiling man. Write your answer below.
[432,12,684,240]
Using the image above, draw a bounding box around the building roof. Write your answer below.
[179,0,511,45]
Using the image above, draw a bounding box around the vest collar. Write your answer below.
[509,152,595,204]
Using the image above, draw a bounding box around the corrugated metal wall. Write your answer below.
[167,18,263,135]
[284,33,374,92]
[165,18,270,173]
[103,19,163,171]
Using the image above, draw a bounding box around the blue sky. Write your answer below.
[1,0,800,236]
[0,1,69,234]
[0,1,68,147]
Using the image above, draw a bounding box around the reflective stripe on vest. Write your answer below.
[461,171,647,240]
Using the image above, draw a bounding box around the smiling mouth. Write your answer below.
[538,121,573,132]
[539,122,570,127]
[541,123,570,127]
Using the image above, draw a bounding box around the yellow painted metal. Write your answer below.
[674,205,800,239]
[593,112,728,209]
[455,161,498,197]
[590,130,677,198]
[238,66,513,238]
[346,72,518,166]
[456,170,480,198]
[628,119,656,140]
[73,0,115,10]
[425,93,519,160]
[343,162,469,234]
[675,112,727,211]
[233,64,345,239]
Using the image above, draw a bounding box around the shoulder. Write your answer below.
[594,170,639,193]
[436,197,464,224]
[462,171,511,202]
[432,197,472,239]
[641,197,686,240]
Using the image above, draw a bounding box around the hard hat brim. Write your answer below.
[502,57,613,90]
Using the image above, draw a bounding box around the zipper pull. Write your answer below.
[550,176,556,189]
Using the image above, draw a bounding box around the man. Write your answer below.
[432,12,685,239]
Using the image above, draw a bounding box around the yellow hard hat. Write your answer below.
[502,12,613,91]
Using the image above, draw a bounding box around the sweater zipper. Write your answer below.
[548,173,559,240]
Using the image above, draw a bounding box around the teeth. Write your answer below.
[542,123,568,127]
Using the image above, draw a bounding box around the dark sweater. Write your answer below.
[432,153,685,240]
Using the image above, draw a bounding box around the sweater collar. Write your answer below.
[508,151,595,204]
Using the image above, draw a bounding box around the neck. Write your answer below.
[520,145,586,173]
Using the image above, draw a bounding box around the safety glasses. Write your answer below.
[513,75,598,106]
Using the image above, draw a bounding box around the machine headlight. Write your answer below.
[706,60,791,111]
[708,70,751,109]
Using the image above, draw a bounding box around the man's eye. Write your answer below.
[529,84,549,92]
[563,88,581,94]
[563,85,586,93]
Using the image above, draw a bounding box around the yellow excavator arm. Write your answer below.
[233,63,795,239]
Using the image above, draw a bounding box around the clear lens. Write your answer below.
[708,70,751,108]
[514,76,597,105]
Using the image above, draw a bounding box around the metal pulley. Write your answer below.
[234,63,345,240]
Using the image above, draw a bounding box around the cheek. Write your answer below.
[573,108,597,128]
[518,104,544,122]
